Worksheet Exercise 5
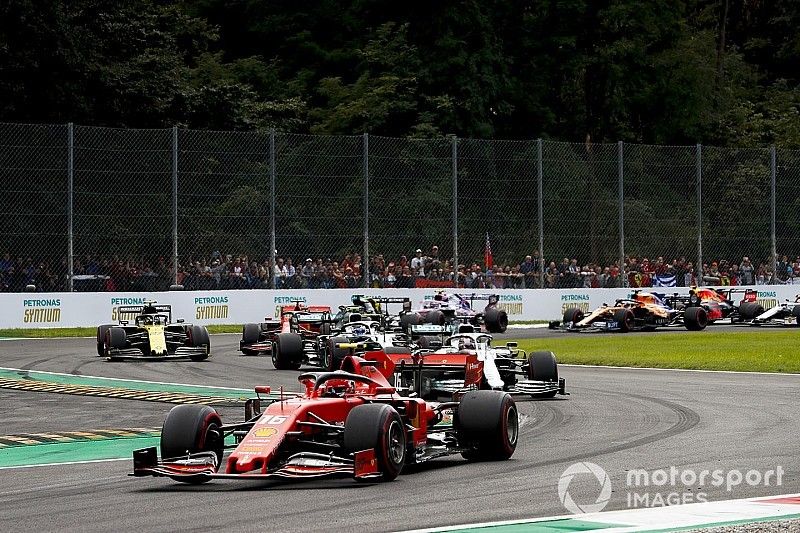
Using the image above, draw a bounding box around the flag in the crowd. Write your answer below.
[484,232,493,270]
[653,273,676,287]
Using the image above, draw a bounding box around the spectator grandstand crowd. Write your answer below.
[1,247,799,292]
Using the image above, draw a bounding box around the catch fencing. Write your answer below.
[0,122,797,291]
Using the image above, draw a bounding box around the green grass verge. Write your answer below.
[510,329,800,373]
[0,324,243,338]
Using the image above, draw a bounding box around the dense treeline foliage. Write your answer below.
[2,0,798,146]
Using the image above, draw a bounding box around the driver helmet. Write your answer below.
[458,337,475,351]
[352,325,368,336]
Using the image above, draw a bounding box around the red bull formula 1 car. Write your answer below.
[240,301,334,370]
[680,287,761,323]
[131,349,518,484]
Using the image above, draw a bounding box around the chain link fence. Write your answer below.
[0,122,793,292]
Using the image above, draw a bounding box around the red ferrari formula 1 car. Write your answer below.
[240,301,333,369]
[131,349,518,484]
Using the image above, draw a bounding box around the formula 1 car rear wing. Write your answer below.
[116,304,172,323]
[352,295,413,313]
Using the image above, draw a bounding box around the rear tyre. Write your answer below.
[241,323,260,345]
[483,307,508,333]
[160,404,223,484]
[526,351,559,398]
[273,332,303,370]
[683,307,708,331]
[320,322,332,336]
[344,404,406,481]
[739,302,765,321]
[96,324,113,356]
[187,325,211,361]
[426,310,446,326]
[325,335,350,371]
[415,335,439,350]
[562,308,584,325]
[613,309,634,332]
[458,390,518,461]
[383,347,412,358]
[400,312,422,333]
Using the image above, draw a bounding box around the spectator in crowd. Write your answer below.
[411,249,425,277]
[520,255,537,288]
[739,256,754,285]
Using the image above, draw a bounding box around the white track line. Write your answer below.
[0,457,130,470]
[0,366,252,391]
[559,363,800,377]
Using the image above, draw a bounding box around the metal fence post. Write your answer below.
[618,140,625,282]
[269,128,277,289]
[696,143,703,276]
[67,123,74,292]
[537,139,544,288]
[363,133,369,288]
[451,135,459,287]
[770,145,777,284]
[172,126,178,286]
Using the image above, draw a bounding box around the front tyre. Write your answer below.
[483,307,508,333]
[160,404,223,483]
[457,390,518,461]
[273,332,303,370]
[526,351,559,398]
[344,404,406,481]
[683,307,708,331]
[187,325,211,361]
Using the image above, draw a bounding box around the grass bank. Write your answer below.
[510,329,800,373]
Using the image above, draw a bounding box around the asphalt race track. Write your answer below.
[0,331,797,532]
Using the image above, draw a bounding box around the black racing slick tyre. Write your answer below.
[187,325,211,361]
[320,321,332,336]
[273,332,303,370]
[526,351,559,398]
[683,307,708,331]
[739,302,765,321]
[96,324,113,356]
[613,308,634,333]
[344,404,406,481]
[457,390,518,461]
[562,308,584,325]
[415,335,439,350]
[105,327,127,355]
[426,310,446,326]
[160,404,223,484]
[483,307,508,333]
[383,347,412,356]
[400,312,422,333]
[326,335,350,371]
[242,323,260,345]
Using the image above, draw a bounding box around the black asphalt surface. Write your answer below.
[0,331,797,532]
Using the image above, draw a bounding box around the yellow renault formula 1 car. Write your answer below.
[96,302,210,361]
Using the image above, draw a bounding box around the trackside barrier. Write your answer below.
[1,287,794,329]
